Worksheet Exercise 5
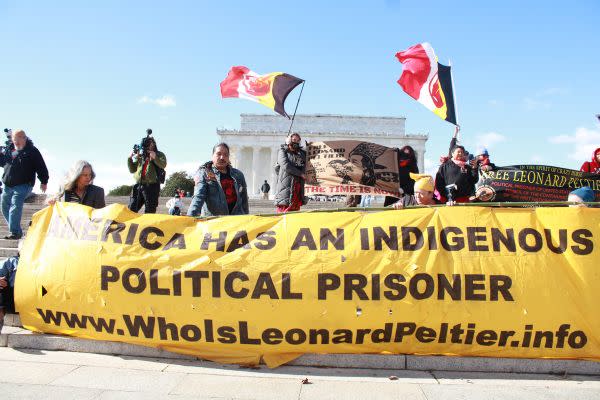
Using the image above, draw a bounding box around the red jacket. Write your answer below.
[580,148,600,173]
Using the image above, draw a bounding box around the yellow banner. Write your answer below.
[15,203,600,367]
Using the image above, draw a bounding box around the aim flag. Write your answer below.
[220,66,304,119]
[396,43,457,125]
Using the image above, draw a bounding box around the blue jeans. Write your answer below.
[1,184,33,236]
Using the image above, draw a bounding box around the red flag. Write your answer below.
[396,43,457,125]
[220,66,303,118]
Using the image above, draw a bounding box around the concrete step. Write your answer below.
[0,239,19,247]
[0,231,25,238]
[0,212,38,217]
[3,313,21,327]
[1,326,599,375]
[0,247,18,257]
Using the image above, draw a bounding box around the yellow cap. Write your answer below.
[410,173,434,192]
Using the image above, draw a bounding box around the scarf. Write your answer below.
[451,158,467,168]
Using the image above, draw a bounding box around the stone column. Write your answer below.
[229,145,238,169]
[416,146,426,174]
[270,146,278,195]
[237,146,247,176]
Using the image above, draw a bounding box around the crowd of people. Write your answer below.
[1,127,598,229]
[0,127,598,329]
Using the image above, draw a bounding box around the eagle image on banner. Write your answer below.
[396,43,457,125]
[304,140,401,197]
[220,66,304,119]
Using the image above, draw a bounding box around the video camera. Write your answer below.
[445,183,458,203]
[132,128,155,159]
[0,129,13,156]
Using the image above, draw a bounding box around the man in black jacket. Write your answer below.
[0,130,49,239]
[260,180,270,200]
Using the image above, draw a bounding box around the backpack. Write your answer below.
[153,161,166,184]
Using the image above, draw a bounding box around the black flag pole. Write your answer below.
[447,59,460,157]
[287,81,305,135]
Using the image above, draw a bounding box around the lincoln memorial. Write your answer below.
[218,114,429,196]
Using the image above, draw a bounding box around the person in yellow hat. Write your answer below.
[391,173,440,208]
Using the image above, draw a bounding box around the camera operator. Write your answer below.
[127,130,167,214]
[0,129,49,239]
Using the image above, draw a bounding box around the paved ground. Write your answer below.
[0,348,599,399]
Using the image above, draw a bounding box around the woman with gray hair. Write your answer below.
[48,160,105,208]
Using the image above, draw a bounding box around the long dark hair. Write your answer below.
[399,145,417,165]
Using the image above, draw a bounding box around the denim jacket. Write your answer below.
[0,256,19,287]
[187,164,249,217]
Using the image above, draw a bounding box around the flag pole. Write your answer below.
[448,59,459,140]
[287,81,305,135]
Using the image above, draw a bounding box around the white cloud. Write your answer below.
[530,154,544,163]
[548,134,574,144]
[488,99,502,107]
[475,132,506,149]
[523,97,551,110]
[536,87,568,96]
[549,127,600,161]
[137,95,176,108]
[521,87,567,111]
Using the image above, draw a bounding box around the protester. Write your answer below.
[392,173,440,208]
[568,186,595,207]
[166,194,184,215]
[48,160,105,208]
[345,195,361,208]
[127,136,167,214]
[439,125,464,165]
[384,145,419,207]
[470,147,496,173]
[580,148,600,174]
[435,144,478,204]
[274,133,307,212]
[0,239,22,332]
[187,143,249,217]
[0,130,49,239]
[260,180,271,200]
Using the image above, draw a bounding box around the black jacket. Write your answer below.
[435,160,478,200]
[0,139,49,188]
[274,145,307,206]
[62,184,106,209]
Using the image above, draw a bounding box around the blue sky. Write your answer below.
[1,0,599,193]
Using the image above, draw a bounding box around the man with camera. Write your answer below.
[127,130,167,214]
[0,129,49,239]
